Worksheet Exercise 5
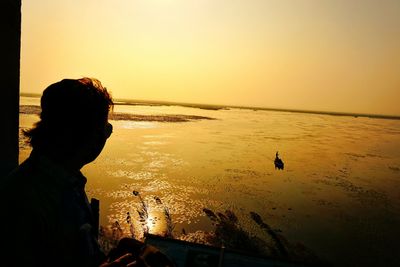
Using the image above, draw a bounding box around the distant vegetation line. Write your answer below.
[21,92,41,97]
[20,92,400,120]
[19,105,215,122]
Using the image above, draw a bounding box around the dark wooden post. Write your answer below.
[0,0,21,178]
[90,198,100,238]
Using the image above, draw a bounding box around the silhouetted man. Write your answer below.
[0,78,132,266]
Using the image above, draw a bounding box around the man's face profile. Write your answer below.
[83,121,113,165]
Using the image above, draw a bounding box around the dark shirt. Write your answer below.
[0,151,105,267]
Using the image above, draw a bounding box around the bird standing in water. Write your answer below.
[274,151,284,170]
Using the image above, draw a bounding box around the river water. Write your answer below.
[19,96,400,266]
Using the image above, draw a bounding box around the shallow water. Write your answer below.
[19,97,400,266]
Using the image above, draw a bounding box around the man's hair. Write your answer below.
[24,77,114,156]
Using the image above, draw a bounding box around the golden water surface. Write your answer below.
[19,97,400,266]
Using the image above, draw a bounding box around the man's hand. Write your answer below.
[100,253,136,267]
[101,238,175,267]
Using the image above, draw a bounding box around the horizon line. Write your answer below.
[20,92,400,121]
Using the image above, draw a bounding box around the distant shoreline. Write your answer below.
[20,93,400,121]
[19,105,215,123]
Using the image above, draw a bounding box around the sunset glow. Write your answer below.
[21,0,400,115]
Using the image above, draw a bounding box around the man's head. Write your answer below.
[24,78,114,164]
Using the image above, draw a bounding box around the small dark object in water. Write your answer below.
[154,196,162,205]
[274,151,284,170]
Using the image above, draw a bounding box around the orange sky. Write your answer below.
[21,0,400,115]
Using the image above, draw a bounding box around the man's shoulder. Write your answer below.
[0,156,66,223]
[0,156,57,210]
[1,157,37,187]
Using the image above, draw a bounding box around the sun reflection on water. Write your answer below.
[146,211,166,235]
